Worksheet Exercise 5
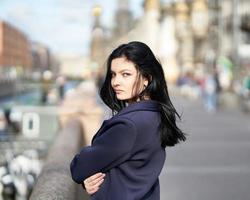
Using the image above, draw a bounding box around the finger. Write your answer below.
[88,175,105,186]
[85,173,104,183]
[91,178,104,188]
[85,178,104,192]
[89,173,104,182]
[86,185,96,194]
[85,178,104,194]
[84,173,105,185]
[88,186,100,193]
[87,186,100,195]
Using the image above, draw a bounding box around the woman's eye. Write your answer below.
[122,73,130,77]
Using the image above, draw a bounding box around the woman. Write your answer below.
[70,41,186,200]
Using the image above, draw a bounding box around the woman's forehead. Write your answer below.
[111,57,137,72]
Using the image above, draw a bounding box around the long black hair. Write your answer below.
[100,41,186,148]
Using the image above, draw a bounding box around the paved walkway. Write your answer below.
[160,94,250,200]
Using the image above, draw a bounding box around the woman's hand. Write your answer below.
[83,172,105,195]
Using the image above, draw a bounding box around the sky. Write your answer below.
[0,0,144,56]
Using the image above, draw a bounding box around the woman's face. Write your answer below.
[110,57,148,102]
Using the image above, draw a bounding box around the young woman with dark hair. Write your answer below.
[70,41,186,200]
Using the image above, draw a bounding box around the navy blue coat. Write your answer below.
[70,100,166,200]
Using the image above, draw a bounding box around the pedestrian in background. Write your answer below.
[56,75,66,101]
[204,72,217,112]
[70,41,186,200]
[243,74,250,95]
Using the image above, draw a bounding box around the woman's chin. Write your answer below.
[116,96,125,101]
[116,95,129,101]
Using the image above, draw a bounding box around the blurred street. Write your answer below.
[160,93,250,200]
[74,84,250,200]
[65,82,250,200]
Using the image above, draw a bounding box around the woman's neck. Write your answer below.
[126,96,151,106]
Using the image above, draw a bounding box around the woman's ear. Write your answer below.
[143,75,151,87]
[143,79,148,88]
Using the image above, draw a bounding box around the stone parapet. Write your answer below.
[29,119,88,200]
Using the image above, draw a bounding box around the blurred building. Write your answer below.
[31,41,59,75]
[159,3,179,82]
[0,20,32,70]
[57,53,91,79]
[0,20,32,96]
[90,5,106,72]
[31,42,51,73]
[89,0,250,83]
[237,0,250,73]
[90,0,179,82]
[114,0,161,52]
[113,0,134,39]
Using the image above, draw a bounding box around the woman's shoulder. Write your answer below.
[92,116,137,143]
[104,115,137,128]
[108,110,159,130]
[103,100,160,128]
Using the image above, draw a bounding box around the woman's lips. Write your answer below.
[114,90,123,93]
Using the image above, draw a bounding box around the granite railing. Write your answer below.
[29,119,89,200]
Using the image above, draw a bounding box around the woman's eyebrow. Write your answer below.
[110,69,132,73]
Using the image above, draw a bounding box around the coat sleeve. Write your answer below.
[70,117,137,184]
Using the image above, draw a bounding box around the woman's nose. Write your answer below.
[112,76,120,86]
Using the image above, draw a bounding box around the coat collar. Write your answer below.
[115,100,160,117]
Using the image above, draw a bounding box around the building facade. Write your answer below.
[31,41,59,74]
[0,20,31,70]
[89,0,250,83]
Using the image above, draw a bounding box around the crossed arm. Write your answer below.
[70,118,137,195]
